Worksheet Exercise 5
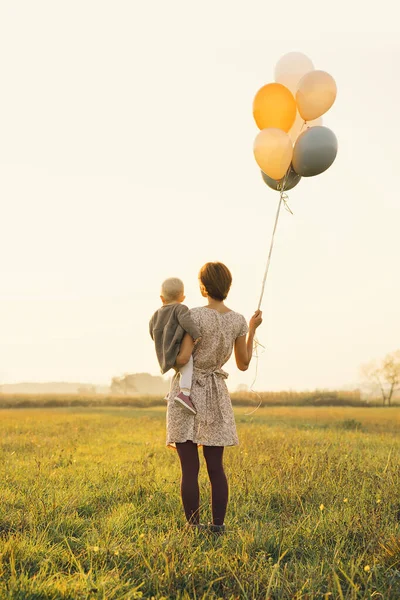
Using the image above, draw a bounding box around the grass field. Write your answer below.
[0,406,399,599]
[0,389,375,409]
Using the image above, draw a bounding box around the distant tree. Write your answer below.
[361,350,400,406]
[110,373,169,396]
[130,373,169,394]
[110,375,137,395]
[77,385,97,395]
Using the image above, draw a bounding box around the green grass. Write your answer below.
[0,388,375,410]
[0,406,399,599]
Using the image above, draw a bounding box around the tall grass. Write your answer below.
[0,406,399,598]
[0,389,377,410]
[231,389,366,407]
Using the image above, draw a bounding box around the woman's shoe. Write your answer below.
[208,523,225,534]
[184,522,207,532]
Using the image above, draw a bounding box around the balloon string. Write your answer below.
[244,336,265,416]
[257,182,293,311]
[246,174,293,416]
[256,195,282,311]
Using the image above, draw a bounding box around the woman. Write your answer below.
[167,262,262,532]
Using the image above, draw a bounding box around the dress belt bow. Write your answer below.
[193,367,229,425]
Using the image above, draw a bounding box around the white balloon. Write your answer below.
[274,52,314,94]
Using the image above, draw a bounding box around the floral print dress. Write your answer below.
[166,307,248,448]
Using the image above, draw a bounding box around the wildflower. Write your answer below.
[92,546,99,552]
[376,498,381,504]
[114,550,119,556]
[319,504,324,511]
[139,533,145,539]
[364,565,370,572]
[343,498,348,503]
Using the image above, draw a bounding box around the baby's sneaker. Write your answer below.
[174,392,197,414]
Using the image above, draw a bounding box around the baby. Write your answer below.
[149,277,201,414]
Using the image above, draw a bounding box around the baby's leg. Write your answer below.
[179,355,193,395]
[174,356,196,414]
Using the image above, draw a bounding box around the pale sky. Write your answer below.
[1,0,399,391]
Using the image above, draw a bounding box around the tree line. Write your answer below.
[361,350,400,406]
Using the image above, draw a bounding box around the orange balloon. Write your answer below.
[253,128,293,180]
[253,83,297,132]
[296,70,337,121]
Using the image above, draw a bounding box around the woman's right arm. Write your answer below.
[175,332,195,367]
[234,310,262,371]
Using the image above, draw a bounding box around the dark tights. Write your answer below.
[175,441,228,525]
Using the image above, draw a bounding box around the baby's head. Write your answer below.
[161,277,185,305]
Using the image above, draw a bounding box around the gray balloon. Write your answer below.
[261,165,301,191]
[292,126,338,177]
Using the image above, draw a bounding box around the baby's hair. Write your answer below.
[161,277,184,302]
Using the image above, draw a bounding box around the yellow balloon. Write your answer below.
[296,70,337,121]
[289,112,323,144]
[253,128,293,180]
[253,83,297,132]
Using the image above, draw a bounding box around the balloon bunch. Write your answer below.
[253,52,338,190]
[252,53,338,312]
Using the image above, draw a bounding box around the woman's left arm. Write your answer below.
[175,333,195,366]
